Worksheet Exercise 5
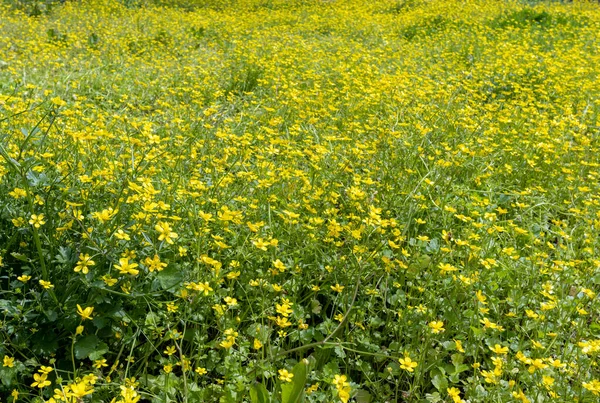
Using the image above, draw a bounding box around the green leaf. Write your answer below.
[145,311,161,327]
[451,353,463,366]
[281,383,295,403]
[355,389,373,403]
[334,345,346,358]
[281,360,308,403]
[44,309,58,322]
[430,367,448,392]
[453,364,469,375]
[0,366,16,387]
[89,342,109,361]
[0,299,19,316]
[31,331,58,355]
[311,299,322,314]
[157,265,184,291]
[425,392,442,403]
[74,334,99,360]
[55,246,73,264]
[11,252,28,262]
[250,383,270,403]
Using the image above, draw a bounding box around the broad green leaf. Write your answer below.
[355,389,373,403]
[430,368,448,392]
[281,360,308,403]
[0,366,16,387]
[156,264,184,290]
[451,353,464,366]
[454,364,469,374]
[89,342,109,361]
[250,383,270,403]
[74,334,99,359]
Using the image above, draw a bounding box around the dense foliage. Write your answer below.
[1,0,600,402]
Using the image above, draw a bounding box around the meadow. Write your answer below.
[1,0,600,401]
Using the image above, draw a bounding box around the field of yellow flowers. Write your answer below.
[1,0,600,401]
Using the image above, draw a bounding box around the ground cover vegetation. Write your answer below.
[1,0,600,401]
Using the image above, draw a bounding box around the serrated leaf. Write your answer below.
[334,345,346,358]
[74,334,99,359]
[311,299,321,314]
[55,246,73,264]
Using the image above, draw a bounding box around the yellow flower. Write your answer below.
[399,355,418,372]
[439,263,458,274]
[333,374,350,389]
[448,387,464,403]
[489,344,508,355]
[77,304,94,321]
[102,275,118,287]
[306,383,319,394]
[74,253,95,274]
[39,280,54,289]
[69,379,95,398]
[273,259,286,272]
[195,367,207,375]
[9,188,27,198]
[186,281,213,295]
[114,229,130,240]
[155,221,178,244]
[278,368,294,382]
[428,321,445,334]
[17,274,31,282]
[454,339,465,353]
[252,238,270,251]
[3,355,15,368]
[220,336,235,349]
[253,338,263,349]
[224,296,237,306]
[29,213,46,228]
[338,386,351,403]
[93,359,108,369]
[31,373,51,388]
[166,302,178,313]
[114,258,139,276]
[38,365,53,374]
[330,284,345,293]
[144,254,167,272]
[583,379,600,396]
